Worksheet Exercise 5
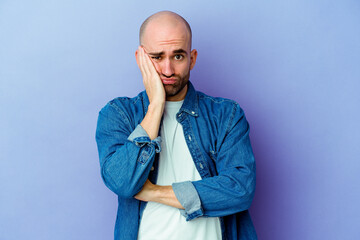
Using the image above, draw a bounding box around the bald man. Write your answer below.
[96,11,257,240]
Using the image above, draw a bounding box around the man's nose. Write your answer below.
[161,59,174,77]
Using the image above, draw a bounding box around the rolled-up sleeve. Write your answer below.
[172,181,204,221]
[128,124,162,164]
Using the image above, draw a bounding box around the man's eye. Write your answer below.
[152,56,161,60]
[174,55,183,60]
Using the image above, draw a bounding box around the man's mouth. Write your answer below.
[161,78,177,84]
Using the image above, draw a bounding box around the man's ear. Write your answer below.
[135,49,140,68]
[189,49,198,70]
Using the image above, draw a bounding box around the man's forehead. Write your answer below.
[142,39,190,54]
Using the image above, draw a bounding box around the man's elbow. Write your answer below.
[100,170,141,199]
[235,182,256,211]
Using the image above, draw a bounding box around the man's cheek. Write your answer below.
[151,60,161,74]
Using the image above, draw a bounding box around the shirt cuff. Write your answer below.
[127,124,161,153]
[172,181,204,221]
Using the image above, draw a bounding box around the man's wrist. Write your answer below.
[152,185,184,209]
[148,101,165,113]
[140,101,164,140]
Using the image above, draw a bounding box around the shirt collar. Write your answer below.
[179,81,198,117]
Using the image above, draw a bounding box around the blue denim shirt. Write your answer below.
[96,82,257,240]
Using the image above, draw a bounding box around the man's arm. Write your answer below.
[179,105,255,220]
[131,46,187,208]
[136,46,165,140]
[96,104,159,198]
[95,46,166,198]
[134,179,184,209]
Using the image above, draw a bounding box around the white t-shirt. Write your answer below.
[138,100,222,240]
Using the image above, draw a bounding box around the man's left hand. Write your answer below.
[134,179,156,202]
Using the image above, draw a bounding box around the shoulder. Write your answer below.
[99,91,146,115]
[195,90,248,134]
[97,91,147,130]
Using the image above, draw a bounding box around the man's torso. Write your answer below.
[138,100,221,240]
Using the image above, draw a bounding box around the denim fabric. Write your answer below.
[95,82,257,240]
[172,181,202,218]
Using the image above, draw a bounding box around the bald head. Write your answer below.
[139,11,192,48]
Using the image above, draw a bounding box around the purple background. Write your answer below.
[1,1,359,239]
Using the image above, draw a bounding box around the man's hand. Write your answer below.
[137,46,165,106]
[136,46,165,140]
[134,179,156,202]
[134,179,184,210]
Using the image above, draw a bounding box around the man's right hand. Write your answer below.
[136,46,165,140]
[137,46,165,106]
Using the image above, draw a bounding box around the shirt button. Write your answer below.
[150,166,155,171]
[199,163,204,169]
[191,111,195,115]
[188,135,192,141]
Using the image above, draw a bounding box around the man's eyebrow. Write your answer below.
[173,49,187,54]
[148,51,164,56]
[147,49,188,56]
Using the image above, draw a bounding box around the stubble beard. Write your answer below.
[163,71,190,98]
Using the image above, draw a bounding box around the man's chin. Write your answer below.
[164,88,179,97]
[165,81,189,99]
[164,84,180,96]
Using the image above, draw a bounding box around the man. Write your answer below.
[96,11,257,240]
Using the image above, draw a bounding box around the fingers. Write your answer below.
[138,46,148,78]
[142,47,159,76]
[137,46,165,105]
[139,46,157,77]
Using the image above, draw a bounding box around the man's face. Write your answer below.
[140,19,197,101]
